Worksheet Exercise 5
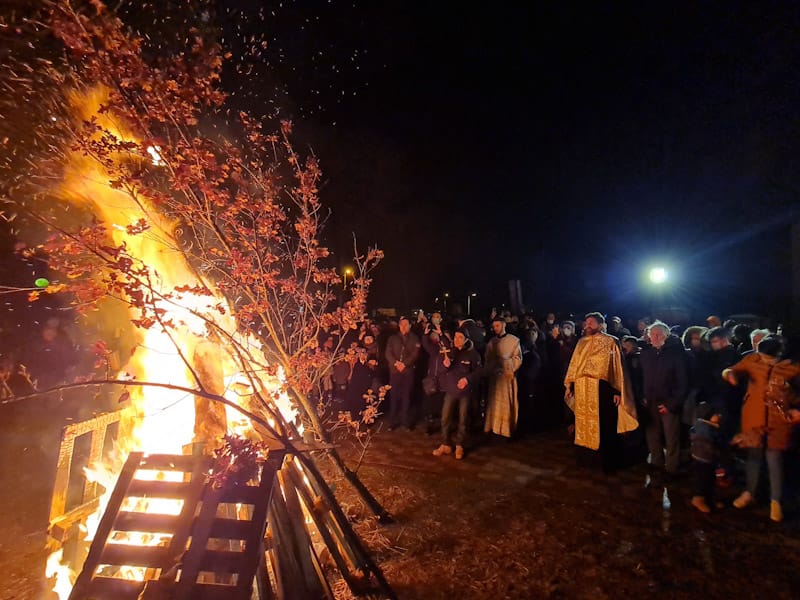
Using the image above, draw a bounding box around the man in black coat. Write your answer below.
[640,322,689,475]
[385,316,421,430]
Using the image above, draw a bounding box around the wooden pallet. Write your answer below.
[49,411,123,546]
[69,450,283,600]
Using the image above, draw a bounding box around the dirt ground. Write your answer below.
[2,401,800,599]
[332,425,800,600]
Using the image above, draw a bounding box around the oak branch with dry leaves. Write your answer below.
[1,1,388,517]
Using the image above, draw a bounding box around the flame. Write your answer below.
[45,87,294,598]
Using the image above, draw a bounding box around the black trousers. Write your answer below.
[692,460,715,500]
[389,371,415,427]
[576,380,621,473]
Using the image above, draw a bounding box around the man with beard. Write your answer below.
[565,313,638,472]
[483,316,522,439]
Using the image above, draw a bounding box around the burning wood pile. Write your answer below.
[47,413,392,599]
[0,1,390,598]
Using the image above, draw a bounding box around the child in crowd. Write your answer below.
[690,402,723,513]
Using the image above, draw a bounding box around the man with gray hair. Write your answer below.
[744,329,771,357]
[640,321,689,475]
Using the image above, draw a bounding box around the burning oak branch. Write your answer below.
[1,1,390,598]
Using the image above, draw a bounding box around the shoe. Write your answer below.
[691,496,711,514]
[432,444,452,457]
[770,500,783,523]
[454,445,464,460]
[733,491,755,509]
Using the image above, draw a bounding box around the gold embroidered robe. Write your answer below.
[564,333,638,450]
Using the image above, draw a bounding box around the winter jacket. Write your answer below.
[441,340,482,397]
[385,332,421,376]
[698,345,742,409]
[728,354,800,450]
[690,419,722,463]
[640,336,689,413]
[421,331,452,382]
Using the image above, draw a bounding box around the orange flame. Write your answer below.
[46,87,296,598]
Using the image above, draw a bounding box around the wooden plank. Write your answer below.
[49,497,101,543]
[173,484,226,595]
[62,410,123,439]
[197,549,245,574]
[266,484,307,595]
[235,460,277,595]
[157,455,215,582]
[208,518,253,540]
[69,452,144,600]
[112,511,179,533]
[142,580,247,600]
[284,462,356,586]
[255,544,277,600]
[276,468,330,597]
[99,544,168,568]
[219,484,263,505]
[127,479,193,499]
[49,434,75,523]
[137,453,204,471]
[83,426,110,504]
[82,575,146,600]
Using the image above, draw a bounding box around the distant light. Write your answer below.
[649,267,668,284]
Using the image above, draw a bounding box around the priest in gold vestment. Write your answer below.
[564,313,638,471]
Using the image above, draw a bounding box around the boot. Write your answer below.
[432,444,452,457]
[733,491,755,509]
[454,445,464,460]
[770,500,783,523]
[691,496,711,514]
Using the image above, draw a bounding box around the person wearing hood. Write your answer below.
[433,329,482,460]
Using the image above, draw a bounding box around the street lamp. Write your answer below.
[649,267,668,285]
[444,292,449,313]
[343,267,354,287]
[467,292,477,316]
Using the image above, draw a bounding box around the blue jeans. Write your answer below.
[745,447,783,502]
[441,393,469,446]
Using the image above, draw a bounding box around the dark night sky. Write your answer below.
[6,1,800,321]
[221,1,800,319]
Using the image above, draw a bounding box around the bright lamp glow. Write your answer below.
[649,267,668,284]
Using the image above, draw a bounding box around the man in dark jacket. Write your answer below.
[420,327,452,433]
[640,322,689,475]
[385,317,421,430]
[433,329,482,460]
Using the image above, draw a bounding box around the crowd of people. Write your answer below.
[324,309,800,523]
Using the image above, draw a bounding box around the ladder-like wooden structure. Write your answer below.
[69,450,283,600]
[50,410,396,599]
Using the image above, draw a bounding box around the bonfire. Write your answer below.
[0,1,390,598]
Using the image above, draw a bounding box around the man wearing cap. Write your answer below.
[608,316,630,339]
[433,329,482,459]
